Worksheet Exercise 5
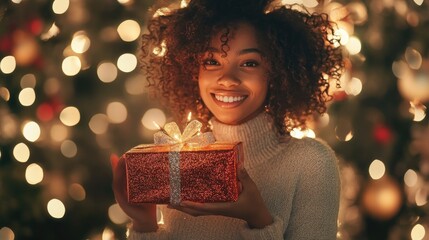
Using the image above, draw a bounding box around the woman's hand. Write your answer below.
[111,154,158,232]
[170,168,273,229]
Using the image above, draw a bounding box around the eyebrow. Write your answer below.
[206,46,263,55]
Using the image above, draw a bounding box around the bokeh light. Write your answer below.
[22,121,41,142]
[69,183,86,201]
[61,140,78,158]
[59,106,81,126]
[411,223,425,240]
[125,74,146,95]
[89,113,109,134]
[117,19,141,42]
[25,163,44,185]
[47,198,66,219]
[404,169,418,187]
[117,53,137,73]
[141,108,167,130]
[71,31,91,54]
[0,56,16,74]
[20,74,37,88]
[106,102,127,124]
[0,227,15,240]
[18,88,36,106]
[369,159,385,180]
[50,124,69,142]
[13,142,30,163]
[290,128,316,139]
[52,0,70,14]
[346,36,362,55]
[97,62,118,83]
[62,56,82,76]
[108,203,129,224]
[0,87,10,101]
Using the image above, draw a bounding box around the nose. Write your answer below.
[217,69,240,88]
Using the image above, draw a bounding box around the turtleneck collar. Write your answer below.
[209,112,283,169]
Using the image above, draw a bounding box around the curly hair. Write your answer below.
[141,0,344,135]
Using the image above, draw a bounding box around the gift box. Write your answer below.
[123,142,243,204]
[122,118,243,204]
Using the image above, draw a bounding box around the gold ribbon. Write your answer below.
[153,120,215,205]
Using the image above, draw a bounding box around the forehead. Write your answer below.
[209,22,260,48]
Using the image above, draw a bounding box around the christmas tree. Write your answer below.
[0,0,428,239]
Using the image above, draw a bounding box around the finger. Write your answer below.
[238,168,251,183]
[180,201,231,215]
[110,153,119,171]
[169,204,213,217]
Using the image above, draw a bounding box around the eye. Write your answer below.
[241,61,259,67]
[202,59,221,70]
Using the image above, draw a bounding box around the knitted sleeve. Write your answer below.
[239,216,285,240]
[128,225,169,240]
[284,138,340,239]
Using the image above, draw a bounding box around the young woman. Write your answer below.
[112,0,344,239]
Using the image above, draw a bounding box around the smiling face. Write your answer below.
[198,22,269,125]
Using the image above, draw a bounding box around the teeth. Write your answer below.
[215,95,245,103]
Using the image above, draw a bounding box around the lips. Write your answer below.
[211,93,247,108]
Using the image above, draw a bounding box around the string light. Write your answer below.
[106,102,127,124]
[22,121,41,142]
[60,106,81,126]
[97,62,118,83]
[369,159,385,180]
[0,56,16,74]
[13,142,30,163]
[117,53,137,73]
[117,19,141,42]
[52,0,70,14]
[25,163,44,185]
[411,224,425,240]
[47,198,66,219]
[62,56,82,76]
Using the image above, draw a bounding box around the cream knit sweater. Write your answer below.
[129,112,340,240]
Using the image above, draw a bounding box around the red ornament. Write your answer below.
[333,90,348,101]
[27,18,44,35]
[36,103,54,122]
[373,124,393,144]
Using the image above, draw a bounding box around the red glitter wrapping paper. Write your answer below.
[123,142,243,204]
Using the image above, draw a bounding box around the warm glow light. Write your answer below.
[59,106,81,126]
[303,0,318,8]
[108,203,129,224]
[97,62,118,83]
[345,77,363,96]
[18,88,36,106]
[125,75,146,95]
[89,113,109,134]
[50,124,69,142]
[346,36,362,55]
[117,20,141,42]
[409,102,427,122]
[25,163,44,185]
[61,140,77,158]
[0,227,15,240]
[117,53,137,73]
[102,228,115,240]
[71,32,91,54]
[411,224,425,240]
[47,198,66,219]
[152,41,167,57]
[405,47,422,70]
[345,131,354,141]
[69,183,86,201]
[153,7,171,17]
[413,0,424,6]
[404,169,418,187]
[0,56,16,74]
[415,188,428,206]
[52,0,70,14]
[21,74,37,88]
[117,0,132,4]
[106,102,127,124]
[41,22,60,40]
[13,142,30,163]
[22,121,41,142]
[11,0,22,3]
[369,159,385,180]
[142,108,166,130]
[62,56,82,76]
[0,87,10,101]
[336,29,350,46]
[290,128,315,139]
[180,0,188,8]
